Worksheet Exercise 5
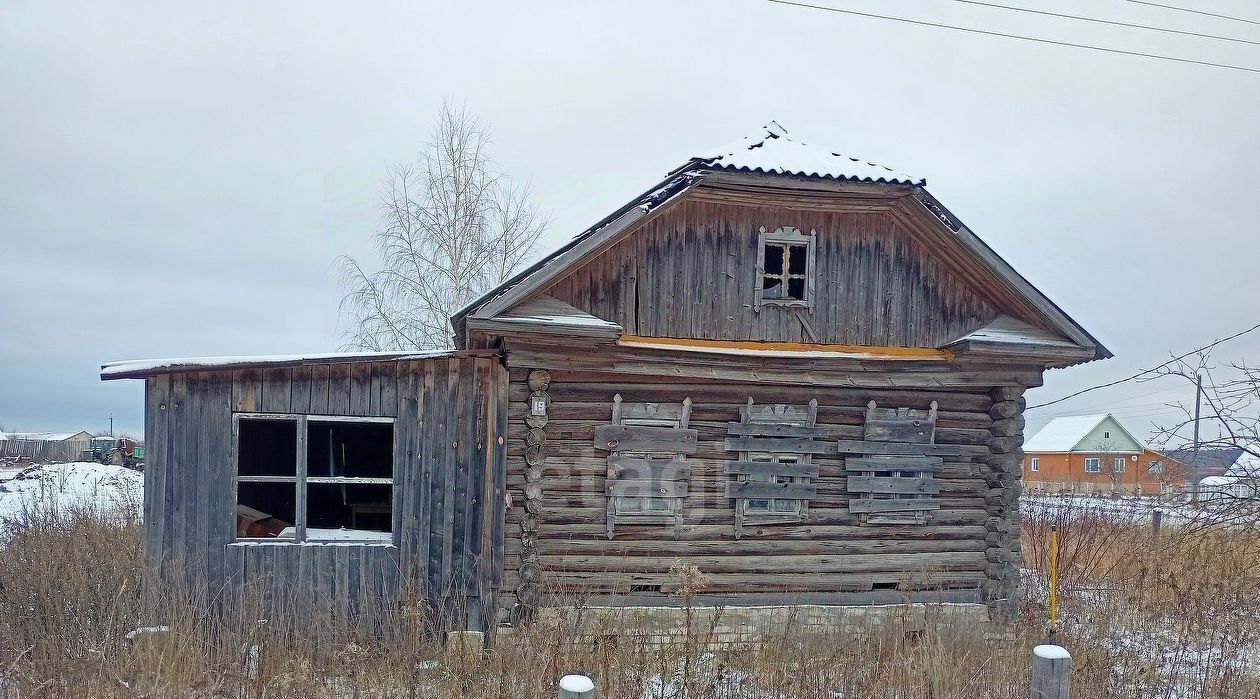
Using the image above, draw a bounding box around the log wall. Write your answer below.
[142,357,508,631]
[499,346,1036,619]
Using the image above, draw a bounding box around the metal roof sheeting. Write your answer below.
[692,122,924,186]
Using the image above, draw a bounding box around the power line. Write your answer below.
[1027,321,1260,410]
[955,0,1260,46]
[1123,0,1260,27]
[763,0,1260,73]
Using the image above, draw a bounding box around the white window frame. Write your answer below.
[1148,460,1163,475]
[1113,457,1126,473]
[1084,457,1101,473]
[1030,457,1040,472]
[233,412,395,544]
[754,226,817,310]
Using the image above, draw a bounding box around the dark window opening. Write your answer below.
[787,245,807,275]
[761,241,809,302]
[307,483,392,534]
[235,415,394,542]
[238,420,296,477]
[307,422,393,479]
[630,584,663,593]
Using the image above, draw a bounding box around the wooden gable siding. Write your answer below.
[142,357,508,629]
[543,198,998,346]
[500,361,1025,609]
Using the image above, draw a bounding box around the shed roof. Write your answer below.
[4,431,92,442]
[101,350,456,380]
[689,122,924,186]
[1024,414,1143,453]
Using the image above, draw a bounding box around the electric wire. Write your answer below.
[763,0,1260,73]
[954,0,1260,46]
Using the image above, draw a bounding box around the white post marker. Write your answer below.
[558,673,595,699]
[1031,644,1071,699]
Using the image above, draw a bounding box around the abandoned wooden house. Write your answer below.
[102,124,1108,634]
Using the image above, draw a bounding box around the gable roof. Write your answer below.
[453,124,1109,365]
[1024,414,1143,453]
[691,122,924,186]
[1160,446,1247,475]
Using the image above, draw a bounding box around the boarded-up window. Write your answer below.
[755,226,816,309]
[594,396,696,539]
[724,399,821,538]
[840,401,954,526]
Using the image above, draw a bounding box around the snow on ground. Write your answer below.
[0,461,142,526]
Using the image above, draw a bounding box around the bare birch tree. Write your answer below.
[1145,348,1260,523]
[338,101,547,350]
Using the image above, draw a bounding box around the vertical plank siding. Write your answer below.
[142,357,508,632]
[544,199,998,346]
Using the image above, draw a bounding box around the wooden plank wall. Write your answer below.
[544,199,998,346]
[500,359,1027,611]
[141,357,507,631]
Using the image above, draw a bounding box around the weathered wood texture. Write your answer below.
[544,199,999,346]
[142,357,508,631]
[499,356,1032,604]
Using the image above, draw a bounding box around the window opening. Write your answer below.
[235,414,394,543]
[1084,457,1101,473]
[755,226,816,308]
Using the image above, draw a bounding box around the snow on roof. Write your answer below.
[101,350,456,380]
[4,431,91,442]
[952,315,1076,348]
[496,295,622,330]
[691,122,924,186]
[1024,414,1138,453]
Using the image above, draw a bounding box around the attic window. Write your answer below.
[755,226,816,309]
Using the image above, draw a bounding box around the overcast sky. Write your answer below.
[2,0,1257,439]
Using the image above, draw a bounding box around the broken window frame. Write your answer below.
[754,226,817,310]
[232,412,395,544]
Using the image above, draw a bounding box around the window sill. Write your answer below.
[757,299,811,309]
[228,539,396,548]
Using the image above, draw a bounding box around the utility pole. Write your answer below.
[109,413,114,437]
[1189,374,1202,503]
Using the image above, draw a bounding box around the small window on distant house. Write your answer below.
[756,226,815,308]
[236,414,394,543]
[1084,457,1101,473]
[1113,457,1126,473]
[1148,461,1163,475]
[1030,457,1040,472]
[1104,431,1111,439]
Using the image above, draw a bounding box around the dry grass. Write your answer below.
[1,496,1258,698]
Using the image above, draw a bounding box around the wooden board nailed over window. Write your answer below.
[593,395,695,539]
[840,401,955,525]
[723,399,821,538]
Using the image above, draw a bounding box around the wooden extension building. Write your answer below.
[103,124,1107,633]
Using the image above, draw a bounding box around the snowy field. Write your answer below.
[0,461,142,526]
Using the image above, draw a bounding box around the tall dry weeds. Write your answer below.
[2,493,1259,698]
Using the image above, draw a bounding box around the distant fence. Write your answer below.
[0,438,90,464]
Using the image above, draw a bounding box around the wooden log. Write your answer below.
[607,456,690,481]
[606,480,688,497]
[836,439,964,456]
[848,476,940,495]
[1031,645,1071,699]
[848,498,941,514]
[593,425,698,453]
[725,481,817,499]
[558,674,595,699]
[723,461,820,478]
[724,436,836,454]
[845,456,944,472]
[725,422,831,438]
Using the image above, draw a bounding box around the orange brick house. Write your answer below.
[1022,414,1189,495]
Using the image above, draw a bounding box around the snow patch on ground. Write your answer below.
[0,461,142,526]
